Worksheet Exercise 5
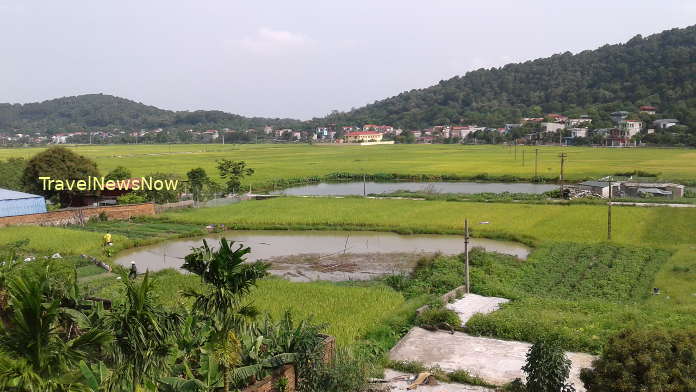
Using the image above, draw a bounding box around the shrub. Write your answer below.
[522,339,575,392]
[415,307,461,329]
[580,329,696,391]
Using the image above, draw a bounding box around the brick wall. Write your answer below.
[241,365,296,392]
[0,203,155,227]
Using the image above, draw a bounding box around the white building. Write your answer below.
[618,120,642,137]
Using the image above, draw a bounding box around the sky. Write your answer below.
[2,1,696,120]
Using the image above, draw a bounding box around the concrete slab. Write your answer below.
[445,294,509,325]
[380,369,494,392]
[389,328,595,391]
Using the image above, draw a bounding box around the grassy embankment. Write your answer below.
[2,144,696,188]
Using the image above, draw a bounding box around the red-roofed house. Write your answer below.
[640,106,657,115]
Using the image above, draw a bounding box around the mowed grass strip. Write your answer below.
[2,144,696,185]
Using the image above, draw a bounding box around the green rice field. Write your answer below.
[2,144,696,186]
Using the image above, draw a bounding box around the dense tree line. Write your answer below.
[0,94,302,134]
[314,25,696,132]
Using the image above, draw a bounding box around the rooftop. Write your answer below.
[0,188,45,201]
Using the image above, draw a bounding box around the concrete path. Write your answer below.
[390,328,595,390]
[389,294,596,391]
[381,370,493,392]
[445,294,509,325]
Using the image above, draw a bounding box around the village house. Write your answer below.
[618,119,642,136]
[546,114,568,123]
[653,119,679,129]
[541,122,565,133]
[344,131,383,143]
[620,182,685,199]
[566,118,592,127]
[577,181,612,198]
[362,124,394,133]
[640,106,657,115]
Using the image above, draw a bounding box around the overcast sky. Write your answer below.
[2,1,696,119]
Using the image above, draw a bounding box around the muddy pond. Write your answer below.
[115,230,529,282]
[271,181,556,196]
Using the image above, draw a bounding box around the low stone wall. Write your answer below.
[0,203,156,227]
[154,200,194,213]
[242,365,296,392]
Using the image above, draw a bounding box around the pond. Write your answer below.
[115,230,530,282]
[271,181,556,196]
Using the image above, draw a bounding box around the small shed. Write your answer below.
[0,188,48,218]
[578,181,611,198]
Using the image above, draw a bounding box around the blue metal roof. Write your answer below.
[0,188,45,201]
[0,188,47,218]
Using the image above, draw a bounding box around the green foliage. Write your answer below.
[580,329,696,392]
[216,160,254,194]
[116,193,147,205]
[0,158,26,191]
[0,94,302,133]
[521,340,575,392]
[21,146,100,204]
[415,307,461,329]
[470,243,670,302]
[132,172,181,204]
[104,272,182,391]
[384,255,465,298]
[322,26,696,133]
[186,168,210,202]
[0,269,111,392]
[104,166,132,181]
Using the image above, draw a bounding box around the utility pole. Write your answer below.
[464,219,470,294]
[534,149,539,180]
[363,173,366,197]
[608,180,613,241]
[514,141,517,161]
[89,132,92,145]
[222,133,225,145]
[559,152,567,196]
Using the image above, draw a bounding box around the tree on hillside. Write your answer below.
[580,329,696,391]
[181,239,269,392]
[21,146,100,205]
[216,160,254,195]
[105,166,132,181]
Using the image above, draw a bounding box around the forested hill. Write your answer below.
[0,94,302,133]
[317,25,696,130]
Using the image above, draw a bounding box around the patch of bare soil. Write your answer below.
[264,252,427,282]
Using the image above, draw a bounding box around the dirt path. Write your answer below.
[389,294,596,391]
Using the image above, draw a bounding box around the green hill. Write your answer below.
[318,25,696,130]
[0,94,302,133]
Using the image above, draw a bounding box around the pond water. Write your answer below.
[115,230,530,281]
[271,181,556,196]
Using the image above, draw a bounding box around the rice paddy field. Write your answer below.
[90,268,410,346]
[2,144,696,186]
